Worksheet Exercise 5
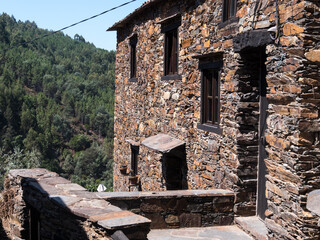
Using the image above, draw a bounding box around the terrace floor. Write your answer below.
[148,225,253,240]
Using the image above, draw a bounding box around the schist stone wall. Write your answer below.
[0,169,151,240]
[111,0,320,239]
[98,189,234,229]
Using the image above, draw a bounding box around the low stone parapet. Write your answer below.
[97,189,235,229]
[0,169,151,240]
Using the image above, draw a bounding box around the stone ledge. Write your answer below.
[97,189,234,200]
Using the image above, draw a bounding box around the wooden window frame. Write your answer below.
[202,69,220,125]
[160,17,181,80]
[197,61,223,134]
[164,28,178,76]
[129,35,137,81]
[223,0,237,22]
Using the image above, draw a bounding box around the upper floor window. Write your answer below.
[202,68,220,125]
[165,28,178,76]
[160,15,181,79]
[195,56,223,133]
[129,35,137,80]
[223,0,237,22]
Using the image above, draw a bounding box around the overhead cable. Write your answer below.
[1,0,138,53]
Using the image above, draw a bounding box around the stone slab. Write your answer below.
[148,226,253,240]
[98,214,151,230]
[97,189,234,200]
[71,199,112,209]
[91,211,135,222]
[235,216,268,240]
[141,133,185,153]
[70,207,121,219]
[69,191,101,199]
[28,181,64,196]
[55,183,86,191]
[38,177,71,185]
[50,195,82,208]
[307,190,320,216]
[9,168,58,179]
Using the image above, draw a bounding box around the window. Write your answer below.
[223,0,237,22]
[202,69,220,125]
[129,35,137,80]
[165,28,178,76]
[130,145,139,175]
[160,15,181,79]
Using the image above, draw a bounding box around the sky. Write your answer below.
[0,0,145,51]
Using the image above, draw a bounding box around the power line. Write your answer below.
[1,0,138,53]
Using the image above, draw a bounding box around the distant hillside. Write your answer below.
[0,13,115,191]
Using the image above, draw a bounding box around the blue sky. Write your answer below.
[1,0,145,51]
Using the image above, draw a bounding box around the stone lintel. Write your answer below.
[126,139,140,147]
[233,30,273,52]
[192,51,224,59]
[141,133,185,154]
[156,13,181,24]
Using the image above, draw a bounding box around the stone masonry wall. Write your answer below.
[264,0,320,239]
[98,189,234,229]
[113,0,320,239]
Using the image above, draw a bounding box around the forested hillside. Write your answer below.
[0,13,115,191]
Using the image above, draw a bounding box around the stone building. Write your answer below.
[108,0,319,239]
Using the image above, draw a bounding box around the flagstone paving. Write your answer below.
[148,226,253,240]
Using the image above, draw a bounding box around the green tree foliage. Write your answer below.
[0,13,115,191]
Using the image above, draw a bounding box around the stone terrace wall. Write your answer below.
[0,169,150,240]
[113,0,320,239]
[98,189,234,229]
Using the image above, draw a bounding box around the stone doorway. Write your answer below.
[141,133,188,191]
[236,47,267,219]
[162,145,188,190]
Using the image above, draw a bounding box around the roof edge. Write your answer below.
[107,0,162,31]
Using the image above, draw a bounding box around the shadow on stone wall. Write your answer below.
[21,178,92,240]
[0,218,9,240]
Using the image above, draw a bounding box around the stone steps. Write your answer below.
[235,216,268,240]
[148,225,254,240]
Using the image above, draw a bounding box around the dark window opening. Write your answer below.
[131,145,139,176]
[130,35,137,80]
[202,68,220,125]
[223,0,237,22]
[29,206,40,240]
[162,145,188,190]
[165,28,178,76]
